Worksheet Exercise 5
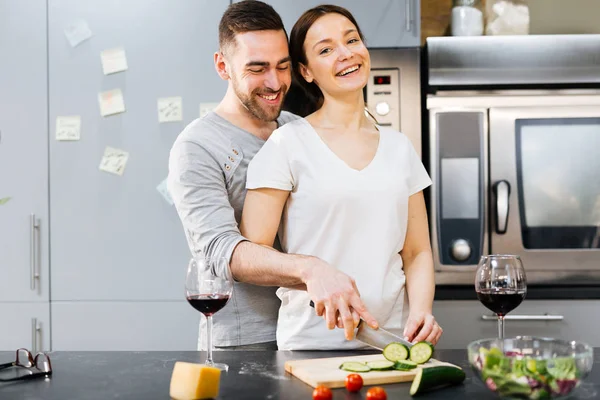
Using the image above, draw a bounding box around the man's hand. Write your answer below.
[302,258,379,340]
[403,311,443,345]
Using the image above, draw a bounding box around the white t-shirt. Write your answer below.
[246,118,432,350]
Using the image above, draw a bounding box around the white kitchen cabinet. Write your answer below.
[433,300,600,349]
[0,304,51,353]
[51,301,200,350]
[0,0,51,353]
[0,0,49,303]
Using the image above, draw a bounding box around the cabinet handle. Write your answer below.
[31,318,41,353]
[482,314,564,321]
[30,214,40,291]
[405,0,412,32]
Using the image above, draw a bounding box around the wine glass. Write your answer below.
[185,257,233,371]
[475,255,527,339]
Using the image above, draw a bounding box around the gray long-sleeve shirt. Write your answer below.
[167,111,298,347]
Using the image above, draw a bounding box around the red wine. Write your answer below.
[477,289,526,316]
[187,294,230,316]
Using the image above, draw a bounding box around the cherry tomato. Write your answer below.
[366,386,387,400]
[345,373,364,392]
[312,385,333,400]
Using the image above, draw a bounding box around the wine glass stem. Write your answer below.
[497,315,505,339]
[206,315,214,365]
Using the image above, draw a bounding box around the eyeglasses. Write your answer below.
[0,348,52,382]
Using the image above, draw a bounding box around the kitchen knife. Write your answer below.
[308,301,413,350]
[355,320,413,350]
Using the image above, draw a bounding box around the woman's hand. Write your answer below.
[403,311,443,345]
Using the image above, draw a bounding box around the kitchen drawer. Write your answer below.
[51,301,200,351]
[0,303,50,352]
[433,300,600,349]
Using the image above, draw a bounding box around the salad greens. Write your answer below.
[474,347,581,399]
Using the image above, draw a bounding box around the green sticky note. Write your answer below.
[0,197,11,205]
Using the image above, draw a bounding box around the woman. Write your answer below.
[240,5,442,350]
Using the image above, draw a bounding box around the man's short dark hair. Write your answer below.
[218,0,287,53]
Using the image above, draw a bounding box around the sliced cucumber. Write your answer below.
[366,360,395,371]
[339,361,371,373]
[383,342,410,362]
[409,341,434,364]
[394,360,418,370]
[409,366,466,396]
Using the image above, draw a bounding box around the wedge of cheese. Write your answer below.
[169,362,221,400]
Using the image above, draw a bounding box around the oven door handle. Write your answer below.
[493,180,511,234]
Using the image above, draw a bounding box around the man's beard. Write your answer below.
[232,77,287,122]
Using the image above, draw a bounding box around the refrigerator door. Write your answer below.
[48,0,230,301]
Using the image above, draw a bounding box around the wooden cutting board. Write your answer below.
[284,354,459,389]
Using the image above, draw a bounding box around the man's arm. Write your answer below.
[168,140,248,279]
[168,140,312,285]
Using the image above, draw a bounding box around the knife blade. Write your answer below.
[308,301,413,350]
[355,319,413,350]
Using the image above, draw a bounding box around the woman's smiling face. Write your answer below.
[299,12,370,98]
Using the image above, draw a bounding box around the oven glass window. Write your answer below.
[516,118,600,249]
[441,158,479,219]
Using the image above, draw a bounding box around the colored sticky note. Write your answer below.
[158,97,183,122]
[0,197,11,206]
[56,116,81,141]
[199,102,219,119]
[156,178,174,205]
[98,89,125,117]
[101,47,128,75]
[64,19,92,47]
[99,147,129,176]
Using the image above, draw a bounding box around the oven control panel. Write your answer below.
[365,68,400,130]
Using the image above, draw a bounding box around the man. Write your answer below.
[168,0,377,351]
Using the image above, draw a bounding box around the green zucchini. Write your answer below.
[339,361,371,372]
[409,366,466,396]
[383,342,410,362]
[394,360,418,370]
[409,341,434,364]
[366,360,395,371]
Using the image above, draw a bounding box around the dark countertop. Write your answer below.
[1,350,599,400]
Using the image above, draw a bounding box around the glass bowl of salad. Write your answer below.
[468,336,593,399]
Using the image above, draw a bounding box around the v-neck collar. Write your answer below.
[299,118,383,173]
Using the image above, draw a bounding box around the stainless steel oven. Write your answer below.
[426,35,600,285]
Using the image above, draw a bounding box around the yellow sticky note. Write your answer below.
[56,116,81,141]
[101,47,128,75]
[98,89,125,117]
[99,146,129,176]
[158,97,183,122]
